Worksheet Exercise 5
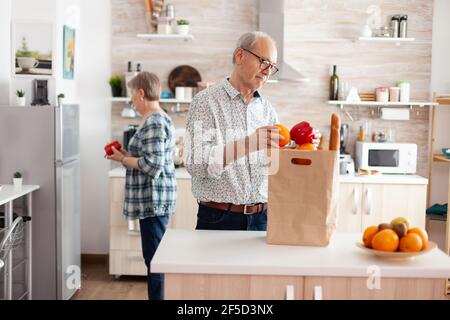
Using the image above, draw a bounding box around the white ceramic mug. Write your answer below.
[17,57,39,71]
[398,81,410,103]
[175,87,185,100]
[184,87,193,100]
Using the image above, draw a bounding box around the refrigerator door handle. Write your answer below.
[55,159,79,167]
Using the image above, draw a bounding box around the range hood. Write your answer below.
[259,0,309,83]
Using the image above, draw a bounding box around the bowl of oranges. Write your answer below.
[357,217,437,259]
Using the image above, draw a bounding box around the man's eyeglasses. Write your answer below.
[241,48,279,76]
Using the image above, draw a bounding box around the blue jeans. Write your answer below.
[139,215,169,300]
[195,204,267,231]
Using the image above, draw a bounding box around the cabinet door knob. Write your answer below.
[285,285,295,300]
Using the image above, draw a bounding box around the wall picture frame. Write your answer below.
[63,25,75,80]
[11,20,54,78]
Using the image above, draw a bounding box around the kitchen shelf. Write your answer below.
[357,37,415,44]
[328,100,438,109]
[436,95,450,105]
[109,97,192,104]
[289,38,430,45]
[136,33,194,41]
[433,154,450,163]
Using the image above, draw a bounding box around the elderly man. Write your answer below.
[185,31,290,231]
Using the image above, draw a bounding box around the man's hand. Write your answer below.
[223,126,282,167]
[248,125,282,152]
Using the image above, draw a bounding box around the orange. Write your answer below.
[399,233,423,252]
[362,226,379,248]
[371,229,399,252]
[296,143,317,151]
[275,124,291,147]
[408,227,428,250]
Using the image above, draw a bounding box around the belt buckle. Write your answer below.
[244,203,256,215]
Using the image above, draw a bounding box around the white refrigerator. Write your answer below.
[0,105,81,300]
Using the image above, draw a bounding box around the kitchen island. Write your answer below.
[152,229,450,300]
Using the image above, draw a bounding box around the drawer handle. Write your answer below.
[285,285,295,300]
[314,285,323,300]
[128,230,140,237]
[365,188,372,216]
[127,255,143,261]
[352,188,358,215]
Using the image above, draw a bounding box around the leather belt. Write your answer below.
[199,201,268,215]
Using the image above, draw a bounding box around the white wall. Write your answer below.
[0,0,11,105]
[55,0,80,103]
[10,0,57,106]
[9,0,81,106]
[5,0,111,254]
[430,0,450,205]
[77,0,111,254]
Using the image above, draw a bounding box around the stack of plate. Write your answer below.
[359,92,376,102]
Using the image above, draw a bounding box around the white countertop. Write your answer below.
[109,167,427,185]
[0,185,40,206]
[339,174,428,185]
[152,229,450,279]
[108,166,191,179]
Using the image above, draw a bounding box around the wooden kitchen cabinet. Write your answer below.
[168,178,198,230]
[109,174,198,277]
[337,182,427,232]
[361,184,426,230]
[165,274,446,300]
[165,274,304,300]
[303,276,445,300]
[337,183,363,232]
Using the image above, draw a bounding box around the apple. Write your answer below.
[390,217,411,230]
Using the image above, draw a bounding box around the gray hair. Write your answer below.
[127,71,161,101]
[232,31,276,64]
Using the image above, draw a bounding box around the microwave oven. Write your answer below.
[355,142,417,174]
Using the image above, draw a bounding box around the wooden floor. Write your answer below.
[72,255,148,300]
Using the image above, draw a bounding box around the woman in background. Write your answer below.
[107,72,176,300]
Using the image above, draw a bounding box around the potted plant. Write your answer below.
[16,90,26,107]
[175,19,190,35]
[13,172,23,190]
[109,75,123,97]
[57,93,65,106]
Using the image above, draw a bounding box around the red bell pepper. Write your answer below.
[105,140,122,156]
[290,121,314,146]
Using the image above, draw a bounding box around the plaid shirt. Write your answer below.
[123,112,177,219]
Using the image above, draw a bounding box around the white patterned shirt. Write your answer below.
[184,78,278,204]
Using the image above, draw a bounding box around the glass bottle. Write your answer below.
[329,65,339,101]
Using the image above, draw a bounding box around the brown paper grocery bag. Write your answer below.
[267,149,339,246]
